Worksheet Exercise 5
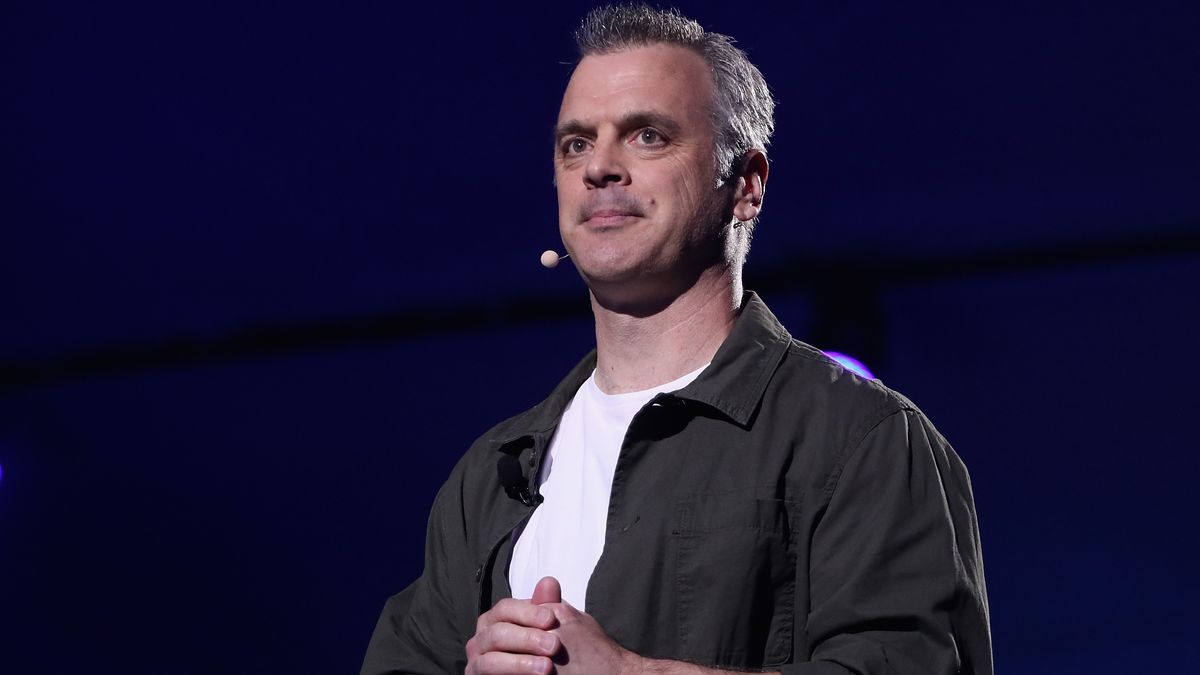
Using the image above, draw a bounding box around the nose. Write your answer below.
[583,139,630,188]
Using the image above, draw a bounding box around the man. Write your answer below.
[362,5,991,674]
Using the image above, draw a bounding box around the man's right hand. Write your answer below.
[465,578,563,675]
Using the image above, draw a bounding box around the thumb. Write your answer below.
[531,576,562,605]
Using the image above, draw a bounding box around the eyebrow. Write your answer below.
[553,110,684,145]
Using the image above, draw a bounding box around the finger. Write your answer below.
[479,598,557,630]
[471,651,554,675]
[466,635,479,660]
[531,576,562,605]
[544,601,582,625]
[474,621,560,657]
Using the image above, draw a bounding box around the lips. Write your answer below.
[578,193,646,225]
[582,213,640,231]
[589,209,634,218]
[585,209,639,222]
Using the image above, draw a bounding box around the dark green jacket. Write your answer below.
[361,292,992,674]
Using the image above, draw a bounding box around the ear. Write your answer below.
[731,149,769,224]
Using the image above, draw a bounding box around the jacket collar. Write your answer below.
[489,290,792,449]
[670,291,792,426]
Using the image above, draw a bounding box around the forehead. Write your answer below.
[558,43,716,127]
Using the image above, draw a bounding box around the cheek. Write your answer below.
[650,161,705,212]
[676,172,717,220]
[556,180,579,216]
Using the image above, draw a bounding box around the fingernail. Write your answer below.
[536,609,554,625]
[540,634,558,653]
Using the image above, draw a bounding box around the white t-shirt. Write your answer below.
[508,364,707,610]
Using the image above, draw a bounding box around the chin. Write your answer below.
[577,259,643,286]
[579,255,687,298]
[571,240,639,274]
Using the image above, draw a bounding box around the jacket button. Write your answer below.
[475,565,483,582]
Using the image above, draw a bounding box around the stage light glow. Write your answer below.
[824,351,877,380]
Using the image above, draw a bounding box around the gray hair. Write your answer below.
[574,4,776,186]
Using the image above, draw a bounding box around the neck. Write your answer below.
[590,266,742,394]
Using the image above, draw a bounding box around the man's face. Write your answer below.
[554,43,732,304]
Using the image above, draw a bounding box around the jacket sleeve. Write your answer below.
[785,409,992,675]
[360,468,474,675]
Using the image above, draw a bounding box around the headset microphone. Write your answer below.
[540,250,570,269]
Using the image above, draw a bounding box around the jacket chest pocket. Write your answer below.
[672,489,798,669]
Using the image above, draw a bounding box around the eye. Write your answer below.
[636,128,664,145]
[564,137,590,155]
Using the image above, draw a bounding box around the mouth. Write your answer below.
[588,207,638,220]
[582,209,641,227]
[578,191,646,227]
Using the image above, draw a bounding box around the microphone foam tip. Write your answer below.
[540,250,561,268]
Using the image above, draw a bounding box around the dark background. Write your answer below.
[2,1,1198,673]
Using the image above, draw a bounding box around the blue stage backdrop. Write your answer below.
[1,2,1197,673]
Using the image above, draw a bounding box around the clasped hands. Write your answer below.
[465,576,638,675]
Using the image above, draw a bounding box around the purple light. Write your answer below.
[824,351,877,379]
